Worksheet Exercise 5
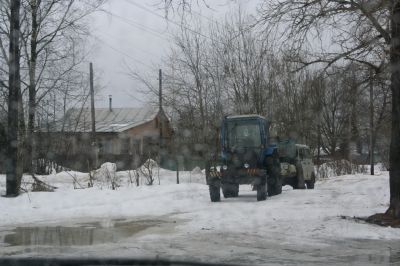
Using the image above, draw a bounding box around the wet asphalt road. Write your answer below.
[0,217,399,265]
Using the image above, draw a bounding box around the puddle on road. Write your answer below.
[2,219,162,247]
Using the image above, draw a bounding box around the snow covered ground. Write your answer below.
[1,167,400,265]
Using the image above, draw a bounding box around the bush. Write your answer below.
[316,160,368,179]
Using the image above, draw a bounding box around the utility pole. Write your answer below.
[90,62,97,169]
[53,93,56,124]
[176,158,180,184]
[159,69,163,144]
[158,69,163,172]
[6,0,22,196]
[317,76,322,166]
[369,68,374,175]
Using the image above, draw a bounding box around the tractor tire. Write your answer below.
[232,183,239,197]
[222,183,239,198]
[272,163,282,195]
[268,175,282,196]
[222,184,232,198]
[305,180,314,189]
[272,175,282,196]
[209,179,221,202]
[266,153,282,196]
[306,172,316,189]
[257,183,267,201]
[267,173,275,196]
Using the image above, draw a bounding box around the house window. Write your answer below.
[102,139,112,154]
[132,139,140,155]
[121,138,130,154]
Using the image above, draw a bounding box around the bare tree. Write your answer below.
[258,0,400,219]
[388,1,400,219]
[21,0,104,175]
[6,0,22,196]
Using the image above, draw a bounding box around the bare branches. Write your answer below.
[258,0,390,70]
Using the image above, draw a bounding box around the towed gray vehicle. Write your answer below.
[278,141,316,189]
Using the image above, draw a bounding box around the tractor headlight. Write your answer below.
[244,163,249,169]
[222,165,228,170]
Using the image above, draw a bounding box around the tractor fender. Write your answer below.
[264,145,278,157]
[264,147,274,156]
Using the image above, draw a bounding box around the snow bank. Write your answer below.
[91,162,119,189]
[0,168,399,244]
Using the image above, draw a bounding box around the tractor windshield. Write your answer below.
[225,120,262,149]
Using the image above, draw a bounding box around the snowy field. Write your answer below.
[1,167,400,265]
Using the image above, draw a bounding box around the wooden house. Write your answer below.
[36,105,173,171]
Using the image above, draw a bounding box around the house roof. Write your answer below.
[225,114,267,120]
[50,106,161,133]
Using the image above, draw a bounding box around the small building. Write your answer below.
[36,105,173,171]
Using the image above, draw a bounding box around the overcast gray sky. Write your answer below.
[87,0,257,109]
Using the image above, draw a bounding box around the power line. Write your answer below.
[188,7,224,28]
[99,8,171,41]
[93,35,156,70]
[124,0,226,45]
[97,31,162,59]
[97,9,171,61]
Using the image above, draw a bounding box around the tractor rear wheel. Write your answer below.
[272,175,282,196]
[257,183,267,201]
[232,183,239,197]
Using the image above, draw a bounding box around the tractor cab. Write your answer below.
[220,115,270,169]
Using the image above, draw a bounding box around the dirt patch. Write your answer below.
[339,215,369,224]
[340,214,400,228]
[365,213,400,228]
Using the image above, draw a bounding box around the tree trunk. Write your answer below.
[369,68,374,175]
[388,1,400,218]
[6,0,22,196]
[27,0,39,174]
[17,82,25,180]
[349,72,362,155]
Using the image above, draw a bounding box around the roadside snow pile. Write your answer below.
[91,162,119,189]
[92,162,117,180]
[191,166,202,174]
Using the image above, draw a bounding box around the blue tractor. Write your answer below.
[206,115,282,202]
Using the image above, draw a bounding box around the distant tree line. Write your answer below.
[131,9,391,168]
[134,0,398,221]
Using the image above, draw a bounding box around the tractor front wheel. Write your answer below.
[222,183,239,198]
[209,179,221,202]
[266,154,282,196]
